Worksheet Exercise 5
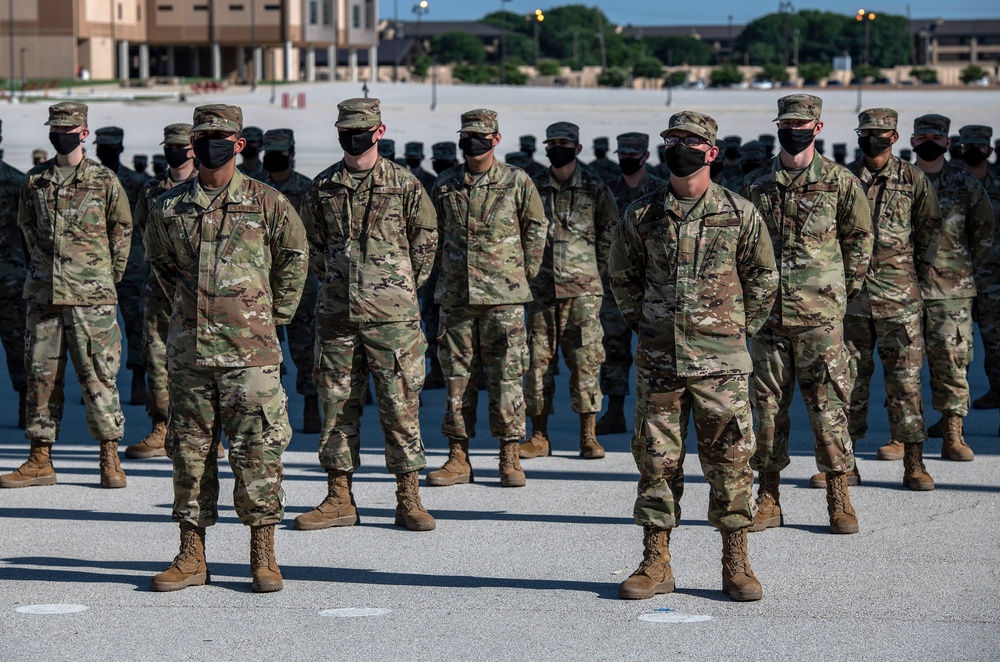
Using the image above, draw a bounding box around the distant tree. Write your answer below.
[710,63,745,87]
[908,67,938,84]
[664,70,689,87]
[505,68,529,85]
[431,31,487,64]
[410,55,431,79]
[797,61,832,82]
[452,64,499,84]
[537,60,561,76]
[757,62,790,82]
[960,64,988,84]
[597,67,629,88]
[632,56,665,79]
[852,63,882,80]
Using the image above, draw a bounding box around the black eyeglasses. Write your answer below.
[663,136,709,148]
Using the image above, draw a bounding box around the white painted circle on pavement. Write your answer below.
[318,607,391,618]
[639,610,712,623]
[15,604,90,615]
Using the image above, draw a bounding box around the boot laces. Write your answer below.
[725,532,749,576]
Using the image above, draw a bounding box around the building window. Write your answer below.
[157,4,173,10]
[309,0,317,25]
[353,5,360,29]
[365,0,374,29]
[230,3,244,9]
[117,3,122,19]
[264,3,280,9]
[322,0,332,26]
[193,4,208,10]
[137,3,141,19]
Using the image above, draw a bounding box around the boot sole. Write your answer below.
[293,514,359,530]
[723,583,763,601]
[519,447,550,459]
[151,570,210,592]
[394,515,436,531]
[101,478,127,489]
[941,450,974,462]
[426,474,473,486]
[830,523,860,534]
[251,579,283,593]
[619,579,675,600]
[0,475,58,488]
[500,477,526,487]
[124,448,167,459]
[903,477,935,491]
[748,514,782,533]
[580,447,606,459]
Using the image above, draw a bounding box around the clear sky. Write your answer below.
[380,1,999,25]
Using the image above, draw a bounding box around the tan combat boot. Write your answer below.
[250,524,283,593]
[619,525,674,600]
[877,438,905,461]
[151,522,210,591]
[519,415,551,459]
[941,413,974,461]
[903,442,935,491]
[294,470,359,530]
[579,413,605,459]
[825,471,859,534]
[394,471,436,531]
[99,440,127,489]
[808,465,861,489]
[302,395,321,434]
[749,471,782,532]
[595,395,627,435]
[721,528,763,601]
[499,439,526,487]
[426,439,474,486]
[1,440,57,488]
[125,420,168,459]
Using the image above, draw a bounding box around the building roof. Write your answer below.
[621,24,744,42]
[909,18,1000,37]
[386,20,504,40]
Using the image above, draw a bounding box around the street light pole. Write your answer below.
[779,1,794,67]
[413,1,428,46]
[500,0,511,84]
[855,9,875,112]
[393,0,398,82]
[8,0,14,103]
[530,9,544,68]
[251,0,256,90]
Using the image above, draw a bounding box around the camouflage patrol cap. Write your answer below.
[160,123,193,146]
[858,108,898,131]
[459,109,499,134]
[242,126,263,143]
[192,104,243,133]
[723,135,742,149]
[405,142,424,157]
[959,125,992,146]
[774,94,822,122]
[593,137,610,150]
[32,148,47,161]
[336,98,382,129]
[45,102,88,127]
[661,110,718,144]
[741,140,766,161]
[378,139,396,158]
[833,143,848,157]
[814,139,825,154]
[759,134,776,146]
[519,135,537,148]
[899,148,912,162]
[545,122,580,143]
[263,128,295,150]
[152,153,167,167]
[615,132,649,155]
[432,141,457,160]
[505,151,529,165]
[913,114,950,136]
[94,127,124,145]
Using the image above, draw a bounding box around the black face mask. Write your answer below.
[459,136,494,158]
[594,148,608,160]
[777,128,815,156]
[546,145,577,169]
[742,160,764,174]
[725,147,741,160]
[858,136,893,159]
[49,132,81,156]
[241,145,259,161]
[263,152,291,173]
[962,147,990,167]
[192,136,236,169]
[405,157,422,169]
[164,146,191,169]
[432,159,455,175]
[96,145,121,169]
[664,145,707,178]
[710,159,724,178]
[913,141,948,162]
[618,157,644,176]
[338,128,378,157]
[948,145,963,160]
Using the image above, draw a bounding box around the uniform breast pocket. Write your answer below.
[800,186,838,241]
[698,224,739,279]
[365,191,399,242]
[223,217,270,269]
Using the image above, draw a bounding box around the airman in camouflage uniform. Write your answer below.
[722,141,766,193]
[404,141,438,193]
[740,94,873,534]
[911,115,993,461]
[518,135,548,179]
[31,149,47,166]
[595,132,665,435]
[505,150,532,172]
[611,111,777,602]
[720,135,743,184]
[647,143,671,179]
[146,104,307,594]
[832,143,848,166]
[426,108,547,488]
[958,126,1000,413]
[378,138,397,163]
[152,153,168,176]
[1,102,131,491]
[841,108,941,489]
[95,126,150,405]
[124,123,200,459]
[259,128,322,434]
[520,122,618,461]
[296,98,438,532]
[0,120,28,428]
[589,136,621,184]
[133,154,149,176]
[237,125,266,180]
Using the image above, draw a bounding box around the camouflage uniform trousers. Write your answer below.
[25,303,125,443]
[631,367,756,532]
[437,304,528,442]
[749,323,856,474]
[975,266,1000,393]
[314,319,427,475]
[844,313,926,445]
[419,263,441,362]
[116,233,147,371]
[0,292,26,394]
[168,362,290,528]
[143,280,171,422]
[599,285,632,397]
[285,273,319,397]
[525,295,605,416]
[924,297,974,416]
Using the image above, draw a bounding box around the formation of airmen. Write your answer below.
[0,92,997,603]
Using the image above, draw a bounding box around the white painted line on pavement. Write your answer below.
[318,607,391,618]
[639,608,712,623]
[15,604,90,615]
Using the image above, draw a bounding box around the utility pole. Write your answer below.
[8,0,14,102]
[393,0,398,82]
[778,1,794,67]
[250,0,257,90]
[500,0,511,84]
[531,10,544,68]
[595,7,607,70]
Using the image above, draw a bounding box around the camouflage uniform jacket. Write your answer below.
[19,157,132,305]
[261,170,313,214]
[722,173,745,193]
[0,160,27,296]
[846,155,941,319]
[411,167,437,194]
[433,159,547,306]
[609,170,666,215]
[301,156,436,323]
[115,164,150,210]
[979,169,1000,270]
[523,159,547,180]
[609,183,778,377]
[588,158,621,185]
[920,161,993,300]
[532,162,619,301]
[238,161,267,181]
[134,170,199,239]
[740,153,873,327]
[145,169,308,367]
